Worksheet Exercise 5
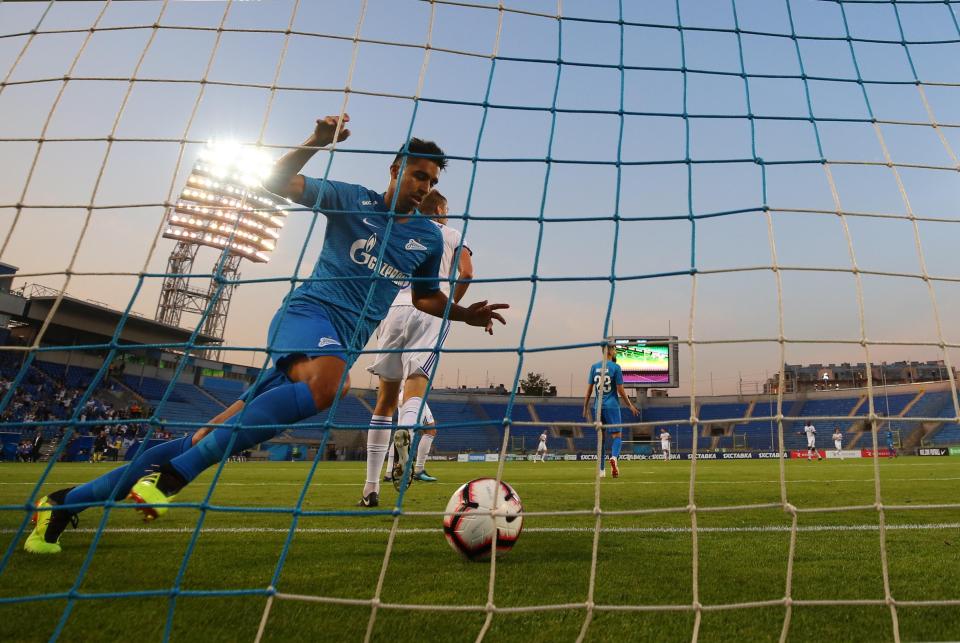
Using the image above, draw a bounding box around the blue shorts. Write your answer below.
[600,406,622,435]
[243,299,374,400]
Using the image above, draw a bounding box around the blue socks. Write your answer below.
[599,431,606,470]
[64,437,192,512]
[611,434,622,460]
[169,381,318,483]
[62,380,319,510]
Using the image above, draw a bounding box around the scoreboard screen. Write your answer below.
[611,336,679,388]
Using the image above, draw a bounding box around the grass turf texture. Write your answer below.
[1,457,958,642]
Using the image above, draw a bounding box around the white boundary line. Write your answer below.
[4,476,960,487]
[2,523,957,536]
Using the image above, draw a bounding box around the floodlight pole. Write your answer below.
[153,142,285,362]
[154,235,240,361]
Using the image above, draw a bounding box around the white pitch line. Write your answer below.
[4,477,960,487]
[0,523,958,536]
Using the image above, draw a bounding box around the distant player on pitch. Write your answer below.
[659,427,671,462]
[583,343,639,478]
[832,427,843,459]
[360,189,475,506]
[885,429,897,458]
[800,420,823,461]
[535,430,548,462]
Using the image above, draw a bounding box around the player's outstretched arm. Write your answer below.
[582,383,594,421]
[452,250,474,304]
[617,384,639,416]
[263,114,351,202]
[411,290,507,335]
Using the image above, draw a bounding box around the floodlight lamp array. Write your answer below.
[163,140,286,264]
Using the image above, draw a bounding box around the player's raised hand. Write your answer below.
[311,114,351,146]
[463,300,508,335]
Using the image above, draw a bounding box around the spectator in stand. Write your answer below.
[18,440,31,462]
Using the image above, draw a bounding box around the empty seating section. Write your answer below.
[432,400,499,452]
[698,403,748,422]
[479,402,540,447]
[929,424,960,445]
[33,361,103,389]
[286,395,374,439]
[200,376,246,406]
[121,375,224,433]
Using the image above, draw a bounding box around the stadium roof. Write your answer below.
[12,294,221,349]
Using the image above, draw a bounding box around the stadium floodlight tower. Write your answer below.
[155,140,285,360]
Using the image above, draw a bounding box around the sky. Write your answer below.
[0,0,959,398]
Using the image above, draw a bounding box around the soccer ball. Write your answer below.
[443,478,523,561]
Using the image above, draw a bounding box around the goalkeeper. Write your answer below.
[24,114,507,554]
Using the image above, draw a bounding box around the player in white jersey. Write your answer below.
[799,420,823,461]
[659,428,671,461]
[535,431,548,462]
[360,191,474,505]
[832,427,843,459]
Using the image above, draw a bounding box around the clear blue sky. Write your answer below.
[0,0,958,396]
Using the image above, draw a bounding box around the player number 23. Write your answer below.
[593,374,612,393]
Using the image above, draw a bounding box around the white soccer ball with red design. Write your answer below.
[443,478,523,561]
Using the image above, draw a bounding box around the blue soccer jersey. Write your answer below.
[290,177,443,328]
[589,360,623,410]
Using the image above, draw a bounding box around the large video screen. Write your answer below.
[612,337,679,388]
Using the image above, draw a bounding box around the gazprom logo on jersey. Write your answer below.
[349,234,411,288]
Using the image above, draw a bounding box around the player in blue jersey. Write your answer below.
[582,344,639,478]
[24,114,508,554]
[885,429,897,458]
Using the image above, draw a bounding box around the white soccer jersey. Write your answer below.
[833,431,842,444]
[804,424,817,446]
[392,221,468,305]
[369,222,469,381]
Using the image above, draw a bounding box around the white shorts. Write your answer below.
[368,305,449,382]
[807,439,817,449]
[834,440,842,450]
[661,443,670,452]
[536,443,547,452]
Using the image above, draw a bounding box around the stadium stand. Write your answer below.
[6,357,960,460]
[200,376,246,406]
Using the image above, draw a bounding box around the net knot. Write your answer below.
[266,585,276,596]
[783,503,798,515]
[485,601,496,613]
[686,503,696,514]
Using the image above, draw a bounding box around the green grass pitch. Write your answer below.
[1,457,958,642]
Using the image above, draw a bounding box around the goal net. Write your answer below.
[1,1,959,641]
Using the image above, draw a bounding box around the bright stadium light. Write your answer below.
[162,140,286,264]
